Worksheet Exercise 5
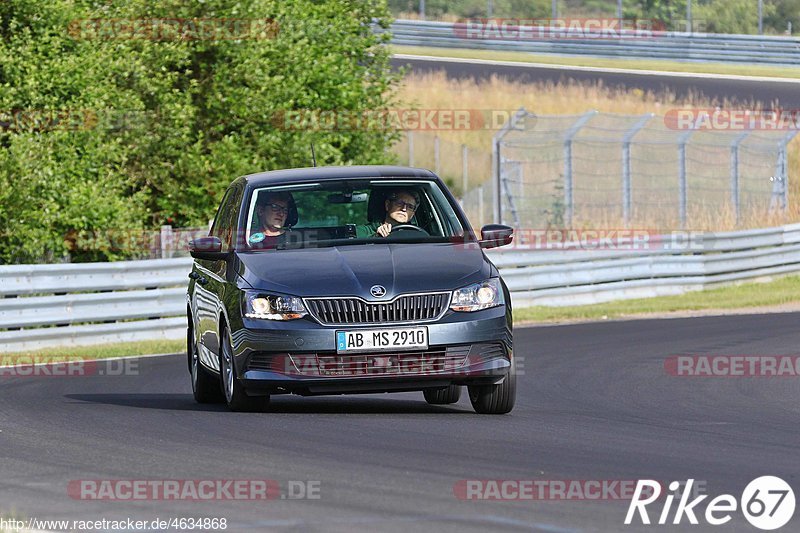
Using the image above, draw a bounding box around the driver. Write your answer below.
[356,189,421,238]
[249,191,294,248]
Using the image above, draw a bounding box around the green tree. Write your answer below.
[623,0,688,31]
[694,0,775,34]
[0,0,401,263]
[765,0,800,34]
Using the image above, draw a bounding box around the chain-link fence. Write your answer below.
[496,110,797,231]
[393,131,492,227]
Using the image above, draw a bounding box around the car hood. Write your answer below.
[237,243,493,298]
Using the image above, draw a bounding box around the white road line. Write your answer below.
[393,53,800,84]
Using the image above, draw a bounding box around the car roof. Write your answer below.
[241,165,439,188]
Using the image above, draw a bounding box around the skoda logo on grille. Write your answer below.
[370,285,387,298]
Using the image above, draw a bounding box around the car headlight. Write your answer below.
[450,278,504,312]
[244,292,307,320]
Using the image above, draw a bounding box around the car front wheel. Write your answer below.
[468,359,516,414]
[219,326,270,412]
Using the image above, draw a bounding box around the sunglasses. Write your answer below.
[389,198,419,211]
[263,203,289,215]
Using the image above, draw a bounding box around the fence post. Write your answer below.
[730,132,750,226]
[434,135,440,175]
[621,114,653,226]
[677,127,696,228]
[563,110,597,227]
[462,143,468,198]
[478,184,485,228]
[781,131,797,211]
[160,225,173,259]
[408,131,414,167]
[492,107,529,224]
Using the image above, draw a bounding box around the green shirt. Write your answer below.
[355,221,382,238]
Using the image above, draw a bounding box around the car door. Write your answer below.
[194,185,240,369]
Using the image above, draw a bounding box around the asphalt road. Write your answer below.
[392,55,800,109]
[2,313,799,532]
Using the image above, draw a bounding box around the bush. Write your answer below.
[0,0,401,263]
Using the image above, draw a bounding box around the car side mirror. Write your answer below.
[189,236,229,260]
[479,224,514,249]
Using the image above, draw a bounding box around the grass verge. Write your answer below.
[515,274,800,323]
[2,338,185,363]
[392,45,800,80]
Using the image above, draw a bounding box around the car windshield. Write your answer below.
[242,179,468,250]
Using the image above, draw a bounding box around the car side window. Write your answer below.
[210,187,236,251]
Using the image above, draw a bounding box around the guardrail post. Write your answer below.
[622,114,653,226]
[730,132,750,226]
[563,110,597,227]
[492,107,529,224]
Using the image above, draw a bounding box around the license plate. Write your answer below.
[336,327,428,353]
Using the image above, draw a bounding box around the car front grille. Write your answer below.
[304,292,450,325]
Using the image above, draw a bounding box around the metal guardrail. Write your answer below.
[0,258,192,352]
[492,223,800,306]
[386,20,800,66]
[3,224,800,351]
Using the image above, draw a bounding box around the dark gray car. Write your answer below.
[187,166,516,413]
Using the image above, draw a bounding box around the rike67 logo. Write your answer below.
[625,477,795,530]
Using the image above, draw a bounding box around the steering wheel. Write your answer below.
[390,224,429,236]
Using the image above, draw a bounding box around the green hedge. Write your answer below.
[0,0,402,263]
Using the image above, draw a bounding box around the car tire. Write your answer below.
[219,326,270,412]
[188,323,223,404]
[468,359,516,415]
[423,385,461,405]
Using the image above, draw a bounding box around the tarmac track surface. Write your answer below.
[392,55,800,109]
[1,313,799,532]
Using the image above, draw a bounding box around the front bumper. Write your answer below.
[230,309,513,396]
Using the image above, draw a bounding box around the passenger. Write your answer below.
[249,191,295,248]
[356,189,420,238]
